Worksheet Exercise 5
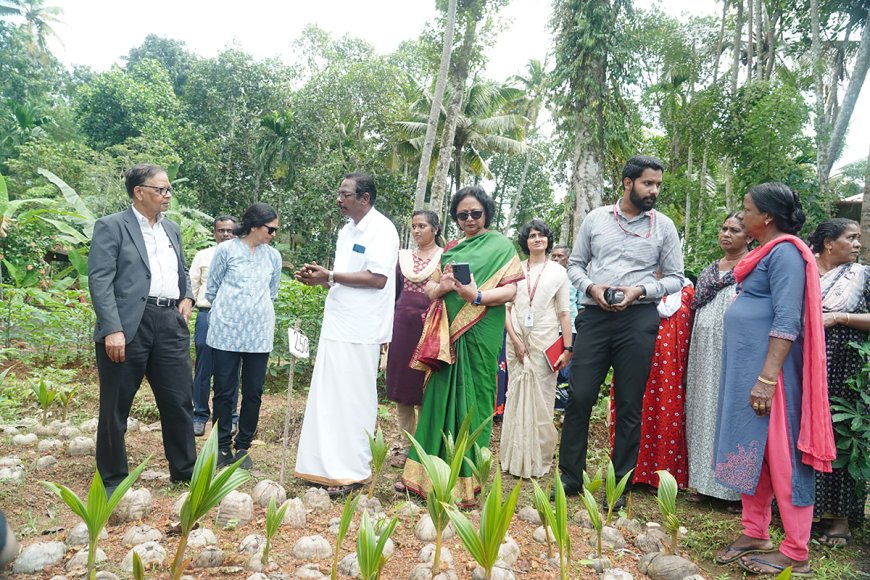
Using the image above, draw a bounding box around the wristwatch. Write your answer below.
[637,286,647,300]
[472,291,483,305]
[327,271,335,287]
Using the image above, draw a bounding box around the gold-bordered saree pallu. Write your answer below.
[402,231,523,506]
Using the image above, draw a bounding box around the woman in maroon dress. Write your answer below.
[386,210,443,468]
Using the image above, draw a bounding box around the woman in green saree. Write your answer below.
[400,186,523,505]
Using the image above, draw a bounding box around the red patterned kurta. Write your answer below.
[610,286,695,488]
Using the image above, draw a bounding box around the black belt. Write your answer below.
[146,296,178,308]
[198,306,210,311]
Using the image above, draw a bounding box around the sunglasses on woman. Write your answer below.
[264,226,278,235]
[456,210,484,221]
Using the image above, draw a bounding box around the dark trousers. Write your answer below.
[192,309,238,423]
[211,349,269,453]
[95,303,197,487]
[559,304,659,490]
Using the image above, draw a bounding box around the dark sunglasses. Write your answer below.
[456,210,484,221]
[264,226,278,235]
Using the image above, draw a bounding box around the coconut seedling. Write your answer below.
[604,461,633,525]
[444,466,521,580]
[405,412,488,575]
[531,480,555,559]
[579,483,604,559]
[262,496,290,566]
[58,385,78,423]
[551,469,573,579]
[654,470,681,554]
[42,458,150,580]
[463,443,494,497]
[31,376,58,425]
[356,510,399,580]
[170,422,250,579]
[331,491,361,580]
[366,427,388,499]
[132,552,145,580]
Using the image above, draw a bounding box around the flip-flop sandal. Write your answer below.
[391,450,409,468]
[817,531,852,547]
[326,482,363,497]
[738,554,813,576]
[715,543,775,564]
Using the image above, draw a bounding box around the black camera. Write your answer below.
[604,287,625,305]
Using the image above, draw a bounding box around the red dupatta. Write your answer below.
[733,235,835,472]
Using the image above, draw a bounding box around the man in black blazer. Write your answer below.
[88,163,197,493]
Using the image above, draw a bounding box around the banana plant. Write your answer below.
[579,485,604,559]
[604,461,633,525]
[530,480,555,559]
[331,491,360,580]
[463,443,494,497]
[356,510,399,580]
[42,458,150,580]
[170,423,250,579]
[30,376,58,425]
[443,466,521,580]
[405,413,489,575]
[654,470,681,554]
[262,496,290,566]
[57,385,78,422]
[366,427,388,499]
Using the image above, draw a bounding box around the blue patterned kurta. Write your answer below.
[205,238,282,353]
[713,243,816,506]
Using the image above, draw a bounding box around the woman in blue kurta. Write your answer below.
[206,203,282,470]
[713,183,834,577]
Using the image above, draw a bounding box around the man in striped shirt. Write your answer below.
[557,155,685,502]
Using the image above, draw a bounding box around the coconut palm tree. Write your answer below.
[0,0,63,59]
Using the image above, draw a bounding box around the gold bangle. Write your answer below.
[846,313,851,325]
[757,375,777,386]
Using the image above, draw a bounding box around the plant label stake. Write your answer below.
[279,320,309,485]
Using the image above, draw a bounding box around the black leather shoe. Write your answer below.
[193,422,205,437]
[613,494,627,511]
[550,482,581,501]
[234,449,253,470]
[217,450,234,469]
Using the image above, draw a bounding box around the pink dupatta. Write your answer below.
[733,235,835,472]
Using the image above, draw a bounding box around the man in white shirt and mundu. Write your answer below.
[294,172,400,495]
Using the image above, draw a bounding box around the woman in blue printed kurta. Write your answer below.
[206,203,282,470]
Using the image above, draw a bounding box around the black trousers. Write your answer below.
[558,303,659,490]
[95,303,196,487]
[211,349,269,453]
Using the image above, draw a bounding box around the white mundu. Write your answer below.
[295,207,399,485]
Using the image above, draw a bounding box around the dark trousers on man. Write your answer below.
[192,308,238,424]
[211,349,269,454]
[559,303,659,491]
[95,303,197,488]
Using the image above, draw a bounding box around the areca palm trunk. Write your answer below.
[570,125,603,229]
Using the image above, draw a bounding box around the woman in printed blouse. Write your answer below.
[206,202,283,471]
[713,183,834,576]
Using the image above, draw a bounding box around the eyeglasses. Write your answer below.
[215,228,235,234]
[264,226,278,235]
[456,210,484,221]
[138,184,173,197]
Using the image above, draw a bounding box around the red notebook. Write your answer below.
[545,336,565,372]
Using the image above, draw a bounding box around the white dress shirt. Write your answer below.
[131,205,180,299]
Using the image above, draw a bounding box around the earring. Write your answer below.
[764,219,771,225]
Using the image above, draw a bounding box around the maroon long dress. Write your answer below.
[386,254,434,405]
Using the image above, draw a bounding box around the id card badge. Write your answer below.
[524,311,534,328]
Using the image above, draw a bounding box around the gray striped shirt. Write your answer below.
[567,202,684,306]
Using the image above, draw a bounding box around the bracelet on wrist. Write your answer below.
[563,345,573,352]
[757,375,777,386]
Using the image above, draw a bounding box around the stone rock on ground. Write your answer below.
[12,433,37,447]
[192,545,225,568]
[295,563,327,578]
[0,456,20,466]
[245,551,269,572]
[532,525,554,544]
[408,563,460,580]
[574,508,594,529]
[396,501,421,518]
[252,479,287,508]
[517,505,542,525]
[583,557,613,573]
[68,436,96,457]
[79,418,98,433]
[94,572,120,580]
[34,455,57,470]
[121,540,166,572]
[0,464,24,483]
[111,488,152,523]
[327,516,357,535]
[338,553,360,577]
[614,516,643,536]
[38,438,64,452]
[0,425,19,435]
[415,514,455,541]
[216,490,254,527]
[126,417,140,432]
[639,553,700,580]
[140,469,169,481]
[188,527,218,548]
[248,575,270,580]
[122,524,163,547]
[283,497,307,528]
[172,492,189,518]
[12,541,66,574]
[33,424,56,436]
[356,495,382,515]
[601,569,634,580]
[635,527,669,554]
[239,534,266,555]
[65,547,106,572]
[498,536,520,567]
[67,522,107,547]
[58,425,82,439]
[418,544,452,564]
[292,535,332,561]
[303,487,331,511]
[588,526,626,551]
[472,565,515,580]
